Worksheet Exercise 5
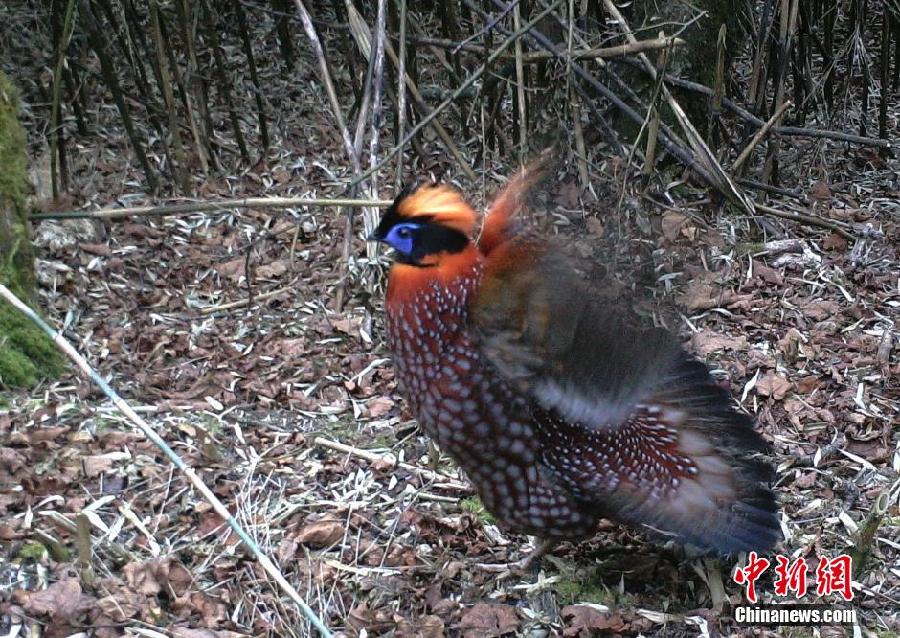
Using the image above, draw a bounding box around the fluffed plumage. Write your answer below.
[371,169,780,555]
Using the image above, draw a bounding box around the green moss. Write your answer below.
[460,496,497,525]
[0,71,65,389]
[552,567,636,607]
[0,73,27,212]
[546,557,640,607]
[17,542,49,561]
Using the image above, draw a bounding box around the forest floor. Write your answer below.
[2,7,900,638]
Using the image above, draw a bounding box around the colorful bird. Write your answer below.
[370,167,780,563]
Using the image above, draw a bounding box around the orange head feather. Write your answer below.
[389,182,477,236]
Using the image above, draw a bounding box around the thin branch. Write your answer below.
[199,280,299,315]
[754,202,855,240]
[30,197,394,221]
[295,0,361,174]
[0,284,333,638]
[411,35,686,61]
[614,58,892,148]
[314,437,472,492]
[733,100,793,174]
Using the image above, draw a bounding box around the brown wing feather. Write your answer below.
[472,239,780,553]
[472,239,680,431]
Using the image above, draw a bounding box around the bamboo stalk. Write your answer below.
[708,24,727,153]
[50,0,76,198]
[366,0,388,243]
[513,2,527,162]
[762,0,799,184]
[851,490,890,578]
[206,3,250,164]
[150,0,191,193]
[296,0,360,174]
[175,0,213,172]
[750,0,775,112]
[271,0,296,70]
[644,32,668,177]
[878,4,890,157]
[234,0,270,152]
[394,0,408,188]
[78,0,158,192]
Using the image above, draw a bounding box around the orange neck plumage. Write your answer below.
[385,244,483,307]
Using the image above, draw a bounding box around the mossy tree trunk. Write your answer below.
[0,71,65,388]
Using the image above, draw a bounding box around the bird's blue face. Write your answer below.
[382,222,421,258]
[372,185,471,266]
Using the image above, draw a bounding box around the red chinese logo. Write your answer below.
[815,555,854,601]
[733,554,854,603]
[732,551,770,603]
[773,555,809,598]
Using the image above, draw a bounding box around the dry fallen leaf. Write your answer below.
[295,516,345,548]
[365,396,395,418]
[678,281,743,312]
[661,211,687,241]
[755,370,793,399]
[16,577,93,622]
[82,454,115,477]
[458,603,519,638]
[808,179,832,202]
[256,259,289,278]
[123,558,193,598]
[690,331,748,356]
[396,614,445,638]
[751,259,784,285]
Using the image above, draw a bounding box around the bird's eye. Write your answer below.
[397,227,412,238]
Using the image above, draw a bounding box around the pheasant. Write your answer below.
[370,169,780,564]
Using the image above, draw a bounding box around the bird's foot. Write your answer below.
[475,538,558,576]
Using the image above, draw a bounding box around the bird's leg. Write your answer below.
[476,537,559,574]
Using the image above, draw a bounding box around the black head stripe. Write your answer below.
[410,224,469,262]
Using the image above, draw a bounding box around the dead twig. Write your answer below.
[313,437,472,492]
[199,280,300,315]
[0,283,333,638]
[413,35,685,61]
[31,197,393,221]
[733,100,793,175]
[754,202,855,240]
